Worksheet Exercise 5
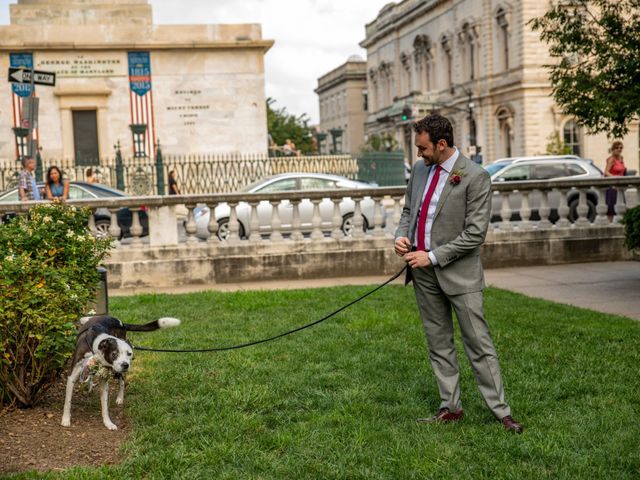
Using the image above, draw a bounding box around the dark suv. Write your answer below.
[484,155,604,222]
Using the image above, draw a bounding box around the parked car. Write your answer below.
[484,155,604,222]
[193,173,384,240]
[0,182,149,238]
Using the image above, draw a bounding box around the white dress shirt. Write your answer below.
[414,148,459,266]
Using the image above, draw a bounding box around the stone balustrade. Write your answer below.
[2,176,638,289]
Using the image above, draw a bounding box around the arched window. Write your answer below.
[496,8,509,71]
[400,52,411,95]
[461,23,475,81]
[563,120,581,156]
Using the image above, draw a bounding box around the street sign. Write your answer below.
[7,67,56,87]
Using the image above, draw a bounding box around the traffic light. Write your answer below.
[401,105,412,122]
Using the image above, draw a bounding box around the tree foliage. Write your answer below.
[530,0,640,138]
[266,98,314,154]
[0,204,112,407]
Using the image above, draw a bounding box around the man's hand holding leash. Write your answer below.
[395,236,432,269]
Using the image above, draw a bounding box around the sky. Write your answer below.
[0,0,393,125]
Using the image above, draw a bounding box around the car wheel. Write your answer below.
[341,213,369,236]
[216,217,246,241]
[568,197,596,222]
[94,219,111,239]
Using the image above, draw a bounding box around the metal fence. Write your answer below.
[0,153,360,195]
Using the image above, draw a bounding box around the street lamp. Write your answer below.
[450,84,480,163]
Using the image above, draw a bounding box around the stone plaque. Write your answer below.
[35,52,127,77]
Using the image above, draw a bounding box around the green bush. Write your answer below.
[0,204,112,407]
[621,205,640,251]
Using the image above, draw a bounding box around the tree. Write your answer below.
[266,98,314,154]
[530,0,640,138]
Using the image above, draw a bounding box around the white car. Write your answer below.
[193,173,383,240]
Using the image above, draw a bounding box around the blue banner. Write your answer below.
[10,52,33,97]
[128,51,152,97]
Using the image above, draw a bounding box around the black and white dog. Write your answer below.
[61,314,180,430]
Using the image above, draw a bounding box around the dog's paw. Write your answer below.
[104,421,118,430]
[61,416,71,427]
[115,397,124,405]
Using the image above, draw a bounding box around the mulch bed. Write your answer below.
[0,378,128,475]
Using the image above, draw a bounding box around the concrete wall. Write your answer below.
[104,226,631,289]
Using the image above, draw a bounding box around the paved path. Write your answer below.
[111,261,640,321]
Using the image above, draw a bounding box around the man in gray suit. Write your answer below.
[395,113,522,433]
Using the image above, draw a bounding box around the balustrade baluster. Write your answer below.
[594,187,609,226]
[184,204,198,244]
[108,208,122,241]
[290,199,305,241]
[575,189,590,227]
[519,191,532,231]
[555,188,571,228]
[228,202,242,244]
[266,200,282,242]
[391,194,403,233]
[330,198,342,240]
[248,200,261,242]
[309,198,324,241]
[499,192,513,231]
[352,198,365,238]
[613,186,627,224]
[206,202,219,243]
[129,208,143,245]
[372,196,385,237]
[88,211,97,236]
[538,191,552,229]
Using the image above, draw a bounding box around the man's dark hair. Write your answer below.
[413,113,454,147]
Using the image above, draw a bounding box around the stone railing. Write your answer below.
[2,177,638,288]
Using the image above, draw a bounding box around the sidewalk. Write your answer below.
[111,261,640,321]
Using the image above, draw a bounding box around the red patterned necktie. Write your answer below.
[416,165,442,251]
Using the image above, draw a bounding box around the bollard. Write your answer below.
[95,266,109,315]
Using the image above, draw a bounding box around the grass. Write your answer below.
[5,284,640,479]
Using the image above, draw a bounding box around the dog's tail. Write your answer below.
[123,317,181,332]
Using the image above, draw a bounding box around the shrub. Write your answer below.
[621,205,640,251]
[0,203,112,407]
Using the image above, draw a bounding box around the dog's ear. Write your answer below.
[98,338,118,358]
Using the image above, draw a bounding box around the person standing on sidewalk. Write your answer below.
[604,140,626,221]
[394,113,523,433]
[18,156,41,201]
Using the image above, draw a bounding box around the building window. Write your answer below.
[441,36,452,88]
[496,8,509,71]
[363,89,368,111]
[400,52,411,95]
[460,23,476,81]
[563,120,581,156]
[497,108,513,158]
[413,35,432,93]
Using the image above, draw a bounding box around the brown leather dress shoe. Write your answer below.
[417,408,464,423]
[501,415,523,433]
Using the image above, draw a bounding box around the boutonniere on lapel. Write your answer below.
[449,169,466,186]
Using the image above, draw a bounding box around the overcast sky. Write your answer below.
[0,0,392,124]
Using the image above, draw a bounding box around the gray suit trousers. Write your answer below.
[412,266,510,419]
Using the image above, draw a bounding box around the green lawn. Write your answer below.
[7,285,640,479]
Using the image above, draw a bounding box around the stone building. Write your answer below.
[0,0,273,165]
[359,0,639,172]
[315,55,368,155]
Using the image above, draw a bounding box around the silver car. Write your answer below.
[484,155,604,222]
[194,173,383,240]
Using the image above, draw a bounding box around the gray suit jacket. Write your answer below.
[395,154,492,295]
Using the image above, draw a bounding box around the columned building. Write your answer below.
[0,0,273,164]
[315,55,368,155]
[360,0,639,172]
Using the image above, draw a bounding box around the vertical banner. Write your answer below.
[127,51,156,158]
[9,52,38,156]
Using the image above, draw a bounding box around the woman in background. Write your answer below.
[604,140,626,221]
[45,166,69,201]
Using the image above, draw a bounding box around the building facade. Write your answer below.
[0,0,273,165]
[359,0,639,172]
[315,55,368,155]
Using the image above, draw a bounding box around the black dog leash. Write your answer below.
[132,265,407,353]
